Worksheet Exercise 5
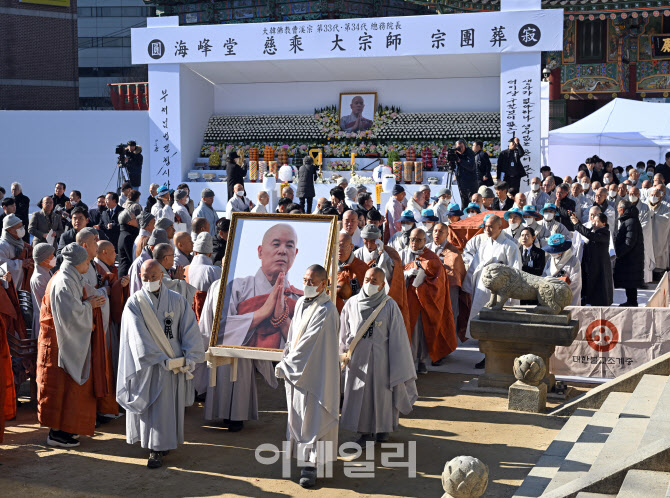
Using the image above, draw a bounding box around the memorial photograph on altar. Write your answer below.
[339,92,377,132]
[211,213,338,351]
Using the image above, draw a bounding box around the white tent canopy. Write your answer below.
[549,99,670,179]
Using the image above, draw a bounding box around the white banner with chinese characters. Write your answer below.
[500,52,541,186]
[132,10,562,65]
[551,306,670,380]
[148,64,182,189]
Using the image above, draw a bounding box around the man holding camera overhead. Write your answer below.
[118,140,143,189]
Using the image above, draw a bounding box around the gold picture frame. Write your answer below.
[209,212,339,352]
[338,92,377,132]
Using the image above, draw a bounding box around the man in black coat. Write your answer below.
[212,218,229,266]
[9,182,31,242]
[56,206,108,268]
[554,183,576,231]
[454,139,477,210]
[613,201,644,307]
[117,210,139,277]
[51,182,68,209]
[655,152,670,184]
[119,141,143,188]
[226,151,247,199]
[99,192,124,249]
[492,181,514,211]
[571,212,613,306]
[88,195,107,227]
[497,137,526,192]
[296,156,317,214]
[473,141,493,187]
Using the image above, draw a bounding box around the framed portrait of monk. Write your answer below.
[339,92,376,132]
[209,213,338,353]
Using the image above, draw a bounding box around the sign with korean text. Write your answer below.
[501,53,541,185]
[132,10,562,65]
[148,65,182,190]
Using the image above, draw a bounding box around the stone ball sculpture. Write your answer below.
[481,263,572,314]
[513,354,547,386]
[441,455,489,498]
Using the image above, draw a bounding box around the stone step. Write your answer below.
[616,470,670,498]
[512,408,597,498]
[638,374,670,449]
[591,375,668,470]
[542,392,632,494]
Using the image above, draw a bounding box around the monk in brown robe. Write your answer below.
[0,272,17,443]
[336,232,369,312]
[400,228,457,374]
[37,243,108,448]
[429,223,472,343]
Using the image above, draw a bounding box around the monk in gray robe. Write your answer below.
[30,243,55,336]
[275,264,340,488]
[199,224,303,431]
[340,267,417,443]
[152,242,197,305]
[128,229,170,294]
[117,259,205,469]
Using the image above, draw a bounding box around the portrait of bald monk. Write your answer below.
[213,223,304,351]
[340,95,374,132]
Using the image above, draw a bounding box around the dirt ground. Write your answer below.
[0,372,573,497]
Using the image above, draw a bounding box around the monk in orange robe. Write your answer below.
[0,274,17,443]
[400,228,457,374]
[336,233,369,313]
[429,223,472,343]
[37,243,108,448]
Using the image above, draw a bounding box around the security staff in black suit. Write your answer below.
[497,137,526,191]
[99,191,124,249]
[519,226,545,305]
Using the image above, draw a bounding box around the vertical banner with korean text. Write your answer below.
[148,63,182,189]
[500,52,541,186]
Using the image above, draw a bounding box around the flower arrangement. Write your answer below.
[328,160,358,172]
[200,107,502,161]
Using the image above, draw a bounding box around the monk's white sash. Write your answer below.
[291,292,329,350]
[340,295,391,369]
[137,291,193,379]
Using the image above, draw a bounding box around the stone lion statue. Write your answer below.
[481,263,572,315]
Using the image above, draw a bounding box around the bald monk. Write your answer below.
[173,231,193,269]
[336,232,369,313]
[275,265,340,488]
[354,224,411,335]
[199,223,305,431]
[340,267,417,444]
[0,271,17,443]
[94,240,131,374]
[77,229,118,418]
[118,259,204,469]
[400,228,457,375]
[37,243,107,447]
[429,223,471,344]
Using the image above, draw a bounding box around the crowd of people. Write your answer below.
[0,146,669,487]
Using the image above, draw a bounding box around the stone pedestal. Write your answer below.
[508,380,547,413]
[470,306,579,391]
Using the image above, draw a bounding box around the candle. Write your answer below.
[317,151,322,165]
[250,161,258,182]
[351,153,356,166]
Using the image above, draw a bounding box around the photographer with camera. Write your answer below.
[497,137,526,192]
[117,140,143,189]
[452,139,477,209]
